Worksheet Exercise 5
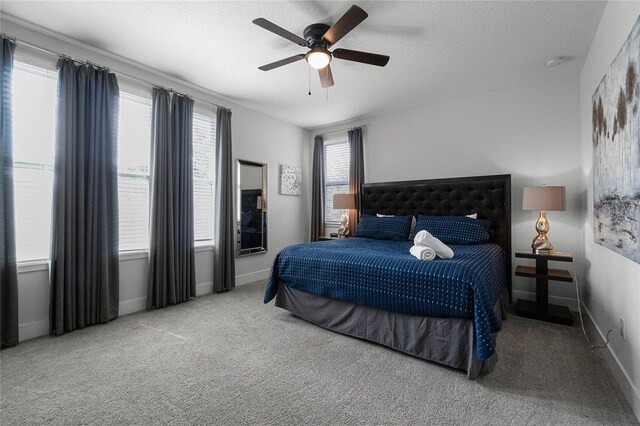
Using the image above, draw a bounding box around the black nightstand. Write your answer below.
[318,236,340,241]
[514,251,574,325]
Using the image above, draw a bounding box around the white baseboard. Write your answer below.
[119,296,147,316]
[581,302,640,422]
[511,289,578,311]
[18,319,49,342]
[19,281,214,342]
[235,268,270,286]
[120,282,215,311]
[196,281,213,296]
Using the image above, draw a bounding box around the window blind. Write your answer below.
[12,63,218,258]
[118,92,152,251]
[12,62,57,261]
[192,112,216,243]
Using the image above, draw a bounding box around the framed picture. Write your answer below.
[592,16,639,264]
[279,164,301,196]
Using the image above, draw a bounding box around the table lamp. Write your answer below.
[522,185,566,254]
[333,193,356,238]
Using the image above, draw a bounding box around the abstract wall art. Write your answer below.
[592,16,640,264]
[279,164,301,196]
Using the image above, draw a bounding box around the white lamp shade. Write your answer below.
[333,193,356,210]
[522,186,566,211]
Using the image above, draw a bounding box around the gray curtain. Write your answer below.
[50,58,120,336]
[147,89,196,309]
[310,135,325,241]
[1,37,18,348]
[213,108,235,292]
[348,127,364,235]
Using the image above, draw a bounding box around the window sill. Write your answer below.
[120,245,213,260]
[17,260,49,273]
[120,250,149,261]
[195,244,214,252]
[17,245,213,269]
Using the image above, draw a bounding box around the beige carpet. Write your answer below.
[1,282,637,425]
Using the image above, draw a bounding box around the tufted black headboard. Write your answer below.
[361,174,512,300]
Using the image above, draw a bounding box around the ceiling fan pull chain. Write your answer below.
[308,67,311,96]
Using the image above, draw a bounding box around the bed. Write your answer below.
[264,174,511,379]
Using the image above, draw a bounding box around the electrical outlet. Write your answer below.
[619,317,626,341]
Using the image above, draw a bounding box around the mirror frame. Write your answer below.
[236,159,268,257]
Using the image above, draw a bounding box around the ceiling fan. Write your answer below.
[253,5,390,88]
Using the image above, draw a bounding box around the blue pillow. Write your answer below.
[414,215,491,244]
[356,214,413,241]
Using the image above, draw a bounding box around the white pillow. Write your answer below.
[466,213,478,219]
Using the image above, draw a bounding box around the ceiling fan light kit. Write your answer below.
[253,5,390,88]
[306,46,332,70]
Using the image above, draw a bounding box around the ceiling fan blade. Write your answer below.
[332,49,390,67]
[258,54,306,71]
[322,5,368,46]
[252,18,308,47]
[318,65,334,88]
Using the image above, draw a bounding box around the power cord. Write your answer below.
[574,269,617,350]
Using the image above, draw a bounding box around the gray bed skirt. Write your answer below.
[275,284,498,380]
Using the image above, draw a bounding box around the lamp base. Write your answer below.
[532,247,553,255]
[532,237,553,253]
[337,212,350,238]
[531,211,554,254]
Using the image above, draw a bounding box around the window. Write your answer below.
[117,97,215,250]
[12,62,57,262]
[192,112,216,243]
[13,63,216,256]
[324,140,350,223]
[117,92,152,251]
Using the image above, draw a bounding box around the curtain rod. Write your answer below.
[1,33,16,43]
[317,124,366,138]
[7,34,230,111]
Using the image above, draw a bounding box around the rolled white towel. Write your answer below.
[413,229,430,246]
[413,230,454,259]
[410,245,436,260]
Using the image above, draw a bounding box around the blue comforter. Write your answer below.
[264,237,506,360]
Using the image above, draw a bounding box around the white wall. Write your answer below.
[311,74,583,307]
[3,18,309,341]
[579,3,640,418]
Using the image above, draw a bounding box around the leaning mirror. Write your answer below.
[237,159,268,256]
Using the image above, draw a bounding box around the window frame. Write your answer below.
[323,138,351,226]
[12,57,58,264]
[11,50,219,264]
[116,89,153,253]
[115,89,217,253]
[192,106,216,247]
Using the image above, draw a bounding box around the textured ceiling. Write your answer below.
[1,1,606,129]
